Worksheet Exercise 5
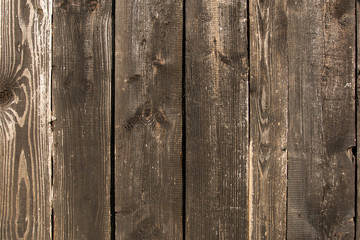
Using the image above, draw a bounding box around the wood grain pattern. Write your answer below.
[52,0,112,239]
[0,0,52,239]
[249,0,288,239]
[1,1,358,239]
[185,1,249,239]
[287,0,356,238]
[114,0,183,239]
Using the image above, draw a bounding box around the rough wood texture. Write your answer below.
[114,0,183,239]
[185,1,249,238]
[0,0,52,239]
[249,0,288,239]
[287,0,356,239]
[52,0,112,239]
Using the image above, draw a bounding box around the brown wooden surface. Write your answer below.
[249,0,288,239]
[185,1,249,239]
[287,0,356,239]
[0,0,359,239]
[114,0,183,239]
[52,0,112,239]
[0,0,52,239]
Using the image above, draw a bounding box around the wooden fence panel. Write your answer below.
[114,0,183,239]
[287,1,356,239]
[0,0,52,239]
[52,0,112,239]
[249,0,288,239]
[1,0,359,239]
[185,1,249,238]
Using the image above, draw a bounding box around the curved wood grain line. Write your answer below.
[0,0,51,239]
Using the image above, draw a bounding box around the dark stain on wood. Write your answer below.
[132,217,160,239]
[333,0,352,20]
[127,74,141,84]
[218,52,232,66]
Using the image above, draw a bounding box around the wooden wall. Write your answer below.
[0,0,358,239]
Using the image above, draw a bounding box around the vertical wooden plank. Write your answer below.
[185,1,249,238]
[287,0,356,238]
[0,0,52,239]
[249,0,288,239]
[52,0,112,239]
[114,0,183,239]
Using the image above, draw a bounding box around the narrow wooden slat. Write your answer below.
[287,0,356,238]
[249,0,288,239]
[185,1,249,238]
[0,0,52,239]
[52,0,112,239]
[114,1,183,239]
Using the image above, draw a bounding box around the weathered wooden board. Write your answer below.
[185,1,249,238]
[52,0,112,239]
[287,0,356,239]
[114,0,183,239]
[0,0,52,239]
[249,0,288,239]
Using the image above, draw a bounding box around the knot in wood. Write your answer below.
[140,108,154,125]
[152,59,165,68]
[259,144,270,155]
[37,8,44,15]
[88,1,98,12]
[155,111,166,123]
[0,88,14,106]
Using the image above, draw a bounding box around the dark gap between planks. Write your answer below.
[182,0,187,239]
[111,0,116,238]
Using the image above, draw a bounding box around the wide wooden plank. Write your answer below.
[185,1,249,238]
[249,0,288,239]
[52,0,112,239]
[0,0,52,239]
[287,0,356,238]
[114,0,183,239]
